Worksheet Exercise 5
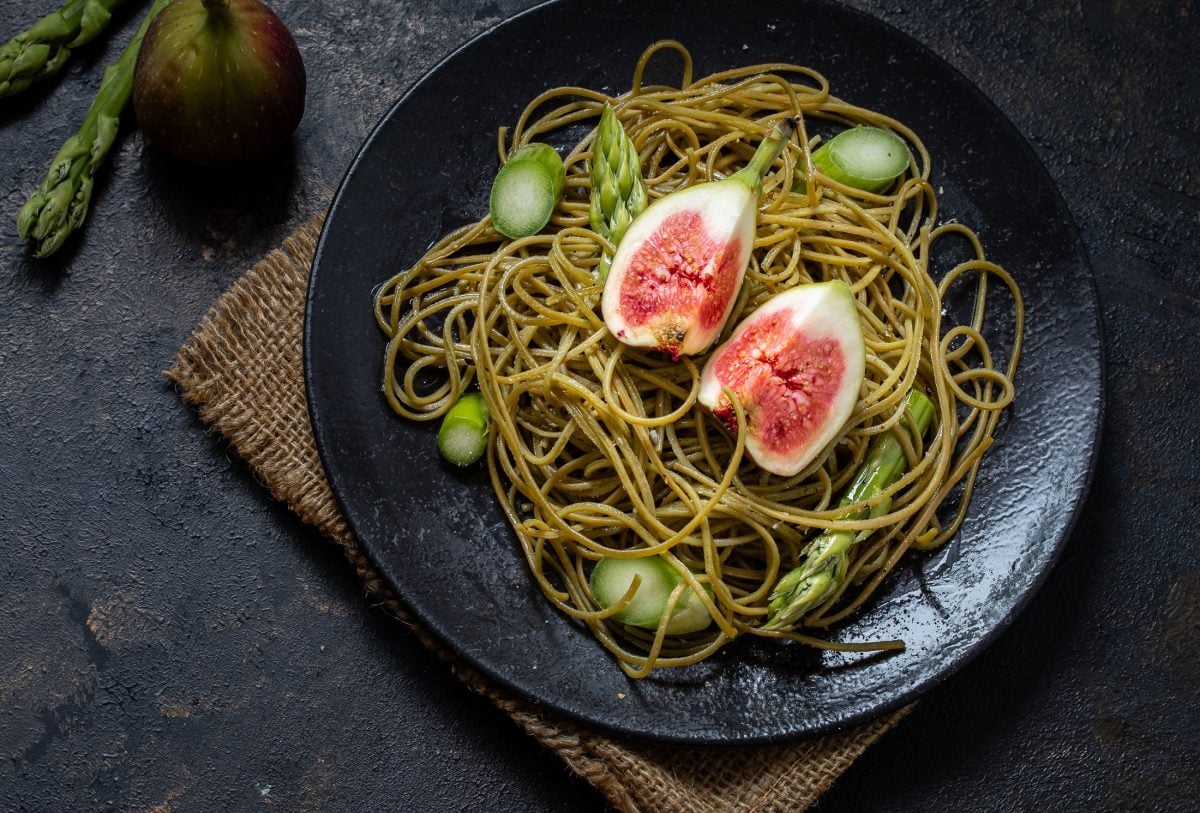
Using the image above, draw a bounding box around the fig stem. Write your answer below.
[731,116,798,191]
[202,0,231,10]
[763,389,935,631]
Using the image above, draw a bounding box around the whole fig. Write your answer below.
[133,0,305,165]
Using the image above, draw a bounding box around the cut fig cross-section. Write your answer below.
[601,118,796,359]
[698,280,866,477]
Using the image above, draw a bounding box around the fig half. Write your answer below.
[698,281,866,476]
[601,118,795,359]
[133,0,305,165]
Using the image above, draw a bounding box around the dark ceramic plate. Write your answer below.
[305,0,1102,744]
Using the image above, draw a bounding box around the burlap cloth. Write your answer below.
[167,213,909,813]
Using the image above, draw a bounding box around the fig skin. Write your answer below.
[133,0,306,166]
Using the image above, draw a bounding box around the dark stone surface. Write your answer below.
[0,0,1195,810]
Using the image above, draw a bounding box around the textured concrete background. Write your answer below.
[1,0,1197,810]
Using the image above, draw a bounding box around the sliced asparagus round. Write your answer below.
[489,142,565,240]
[800,126,910,194]
[589,104,648,281]
[437,393,491,466]
[590,555,713,634]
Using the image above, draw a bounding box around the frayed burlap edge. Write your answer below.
[166,212,910,813]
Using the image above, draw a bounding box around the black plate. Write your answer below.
[305,0,1103,744]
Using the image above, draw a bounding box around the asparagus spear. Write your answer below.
[589,104,647,281]
[0,0,130,98]
[16,0,166,258]
[764,390,935,630]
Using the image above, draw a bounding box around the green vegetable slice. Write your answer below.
[805,126,910,194]
[590,556,713,634]
[489,142,565,240]
[437,393,490,466]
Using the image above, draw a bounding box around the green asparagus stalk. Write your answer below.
[16,0,166,258]
[589,104,647,281]
[0,0,130,98]
[764,390,935,631]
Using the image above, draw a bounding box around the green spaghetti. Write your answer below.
[373,41,1023,678]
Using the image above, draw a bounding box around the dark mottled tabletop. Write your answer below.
[1,1,1197,810]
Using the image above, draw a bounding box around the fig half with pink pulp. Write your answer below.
[698,281,865,477]
[601,118,796,359]
[133,0,305,165]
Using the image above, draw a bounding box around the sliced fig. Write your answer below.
[697,280,866,476]
[601,118,795,359]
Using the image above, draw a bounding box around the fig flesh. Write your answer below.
[602,184,756,359]
[697,281,865,477]
[133,0,305,165]
[601,119,795,359]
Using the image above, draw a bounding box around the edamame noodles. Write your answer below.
[373,42,1023,678]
